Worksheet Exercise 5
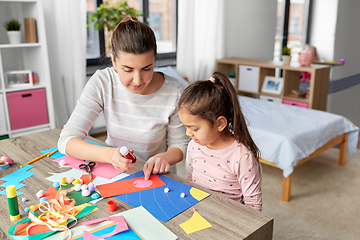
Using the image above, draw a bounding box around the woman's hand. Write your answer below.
[143,154,170,180]
[110,147,137,171]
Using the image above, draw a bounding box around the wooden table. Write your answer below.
[0,128,273,239]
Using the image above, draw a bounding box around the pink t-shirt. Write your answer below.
[187,139,262,211]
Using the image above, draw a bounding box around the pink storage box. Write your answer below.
[7,88,49,130]
[283,99,308,108]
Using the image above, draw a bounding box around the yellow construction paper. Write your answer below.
[190,187,210,201]
[179,211,212,234]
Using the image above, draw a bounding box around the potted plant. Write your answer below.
[87,1,142,49]
[3,19,21,44]
[282,46,291,65]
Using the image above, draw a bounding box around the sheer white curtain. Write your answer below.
[176,0,225,83]
[43,0,86,127]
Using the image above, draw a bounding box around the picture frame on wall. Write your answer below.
[261,76,284,95]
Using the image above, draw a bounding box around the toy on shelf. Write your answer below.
[298,51,313,67]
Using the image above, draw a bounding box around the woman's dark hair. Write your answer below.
[111,16,157,60]
[178,72,260,161]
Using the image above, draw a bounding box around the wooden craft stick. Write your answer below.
[20,149,58,168]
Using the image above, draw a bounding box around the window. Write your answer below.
[274,0,311,62]
[86,0,177,69]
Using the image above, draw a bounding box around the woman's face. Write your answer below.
[111,51,155,94]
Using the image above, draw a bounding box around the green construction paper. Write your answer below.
[55,184,102,206]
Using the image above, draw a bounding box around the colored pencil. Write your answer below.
[20,149,58,168]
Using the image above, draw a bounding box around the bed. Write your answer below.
[155,66,359,202]
[239,96,359,202]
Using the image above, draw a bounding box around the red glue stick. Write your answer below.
[120,146,136,163]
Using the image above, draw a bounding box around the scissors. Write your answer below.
[79,161,96,179]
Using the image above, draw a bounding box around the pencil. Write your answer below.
[20,149,58,168]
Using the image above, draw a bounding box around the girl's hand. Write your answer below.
[110,147,137,171]
[143,154,170,180]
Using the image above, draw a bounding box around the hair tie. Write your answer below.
[209,77,216,83]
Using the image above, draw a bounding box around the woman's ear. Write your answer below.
[216,116,228,132]
[110,53,117,71]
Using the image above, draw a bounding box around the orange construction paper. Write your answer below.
[80,174,97,185]
[96,175,166,199]
[43,186,58,200]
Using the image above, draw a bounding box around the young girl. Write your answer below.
[178,72,262,211]
[58,16,189,180]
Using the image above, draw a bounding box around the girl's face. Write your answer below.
[111,51,155,95]
[179,108,223,149]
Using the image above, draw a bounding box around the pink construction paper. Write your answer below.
[53,155,124,179]
[134,179,153,188]
[83,216,128,240]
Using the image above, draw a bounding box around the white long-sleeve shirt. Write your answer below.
[58,67,189,166]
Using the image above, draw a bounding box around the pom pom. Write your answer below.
[88,185,95,192]
[88,182,94,187]
[91,193,100,199]
[74,183,82,191]
[82,190,91,197]
[39,197,47,202]
[36,190,44,198]
[22,197,27,203]
[66,177,74,184]
[164,187,169,193]
[81,184,88,191]
[180,192,185,198]
[24,207,30,213]
[59,159,66,167]
[60,177,67,185]
[72,179,80,185]
[53,182,60,188]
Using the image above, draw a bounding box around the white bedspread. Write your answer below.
[239,96,359,177]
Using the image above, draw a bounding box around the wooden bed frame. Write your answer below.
[259,132,349,202]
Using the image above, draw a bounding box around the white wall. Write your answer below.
[309,0,360,127]
[224,0,277,60]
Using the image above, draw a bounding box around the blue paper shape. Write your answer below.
[0,165,35,196]
[115,171,210,222]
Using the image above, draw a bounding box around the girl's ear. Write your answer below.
[216,116,228,132]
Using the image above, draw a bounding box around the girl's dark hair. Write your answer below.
[111,16,157,60]
[178,72,260,161]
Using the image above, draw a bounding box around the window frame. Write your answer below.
[86,0,178,71]
[279,0,312,60]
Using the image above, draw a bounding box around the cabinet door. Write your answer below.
[7,88,49,130]
[238,65,260,92]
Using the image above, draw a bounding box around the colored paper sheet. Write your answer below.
[41,146,65,159]
[74,224,141,240]
[45,168,128,204]
[190,187,211,201]
[53,155,123,179]
[81,174,97,185]
[82,216,129,239]
[115,171,211,222]
[0,164,35,196]
[53,206,177,240]
[10,204,97,238]
[179,211,212,234]
[97,174,166,199]
[44,184,101,206]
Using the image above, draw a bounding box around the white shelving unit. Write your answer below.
[0,0,55,138]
